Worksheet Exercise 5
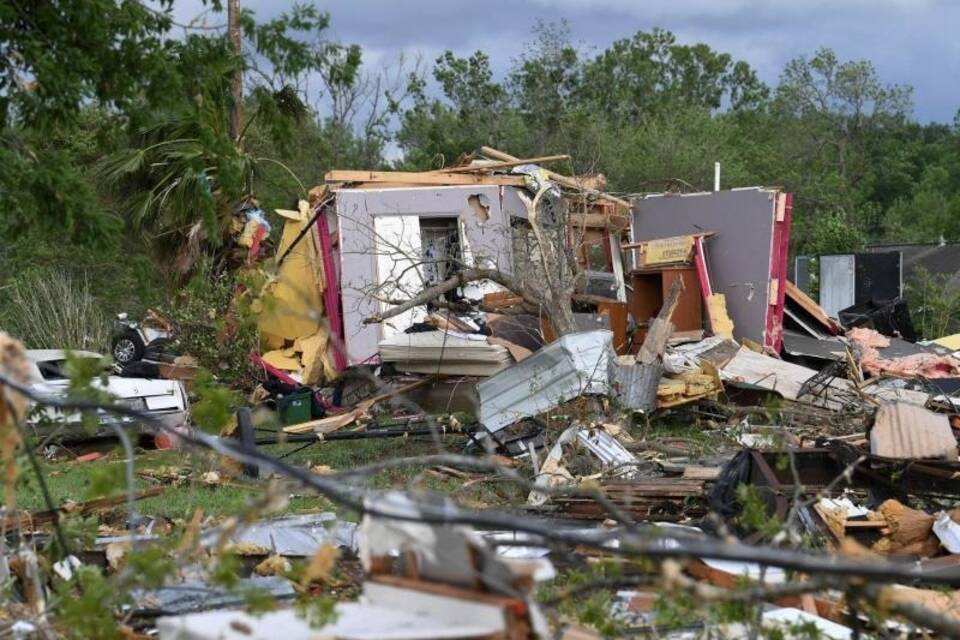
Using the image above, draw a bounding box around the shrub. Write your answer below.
[3,272,111,351]
[160,259,259,389]
[905,267,960,340]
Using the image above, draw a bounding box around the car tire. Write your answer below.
[236,407,259,479]
[112,330,145,364]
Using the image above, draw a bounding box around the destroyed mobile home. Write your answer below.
[8,148,960,639]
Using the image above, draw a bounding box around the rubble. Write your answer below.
[11,145,960,639]
[157,493,554,639]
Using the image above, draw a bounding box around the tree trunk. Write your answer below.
[228,0,242,142]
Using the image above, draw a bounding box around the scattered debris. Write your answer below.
[13,144,960,639]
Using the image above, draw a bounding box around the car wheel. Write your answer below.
[236,407,259,479]
[112,330,145,364]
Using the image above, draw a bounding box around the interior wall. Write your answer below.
[631,188,786,348]
[337,185,529,364]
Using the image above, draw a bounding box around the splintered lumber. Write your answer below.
[785,280,842,335]
[546,479,708,522]
[436,154,570,174]
[872,499,939,556]
[637,276,684,365]
[283,378,433,435]
[325,170,526,187]
[1,487,164,530]
[686,560,846,624]
[478,146,631,208]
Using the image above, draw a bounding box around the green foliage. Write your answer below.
[54,566,123,639]
[295,594,340,628]
[210,550,243,589]
[799,213,866,257]
[538,561,626,638]
[397,50,527,169]
[652,589,699,630]
[161,259,258,389]
[191,369,241,433]
[46,515,99,560]
[581,27,768,121]
[84,464,125,500]
[735,483,784,540]
[125,542,177,589]
[51,535,179,638]
[2,272,111,351]
[905,267,960,340]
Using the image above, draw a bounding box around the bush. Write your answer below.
[160,259,259,389]
[905,267,960,340]
[3,272,111,351]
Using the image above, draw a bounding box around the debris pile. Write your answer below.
[8,146,960,637]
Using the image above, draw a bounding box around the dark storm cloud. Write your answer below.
[171,0,960,122]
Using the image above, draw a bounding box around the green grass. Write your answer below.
[14,433,524,521]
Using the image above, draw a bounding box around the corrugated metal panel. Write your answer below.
[477,330,613,433]
[870,402,957,460]
[613,362,661,413]
[577,428,639,477]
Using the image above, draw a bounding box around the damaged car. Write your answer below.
[24,349,189,442]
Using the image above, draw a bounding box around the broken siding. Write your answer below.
[337,185,528,363]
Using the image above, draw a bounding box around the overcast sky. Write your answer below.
[176,0,960,123]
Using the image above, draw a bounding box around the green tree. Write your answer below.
[580,27,768,124]
[0,0,183,241]
[397,50,526,169]
[99,3,360,265]
[769,48,913,252]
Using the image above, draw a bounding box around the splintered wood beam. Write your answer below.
[435,154,571,173]
[637,275,685,365]
[478,146,632,208]
[325,170,527,187]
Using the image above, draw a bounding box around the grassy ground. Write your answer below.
[15,432,524,522]
[12,403,730,526]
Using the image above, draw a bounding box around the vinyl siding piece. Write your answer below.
[478,330,613,433]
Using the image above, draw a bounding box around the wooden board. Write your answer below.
[662,269,702,333]
[785,280,842,335]
[644,235,695,266]
[569,212,630,230]
[325,170,527,187]
[479,146,631,208]
[435,154,569,173]
[597,300,629,355]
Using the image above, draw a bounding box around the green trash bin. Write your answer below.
[278,389,312,426]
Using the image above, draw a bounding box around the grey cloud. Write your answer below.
[167,0,960,121]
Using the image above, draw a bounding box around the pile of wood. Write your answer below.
[324,146,630,209]
[542,478,709,522]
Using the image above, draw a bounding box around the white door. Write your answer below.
[819,255,855,318]
[374,215,425,339]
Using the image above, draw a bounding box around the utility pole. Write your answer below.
[228,0,242,142]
